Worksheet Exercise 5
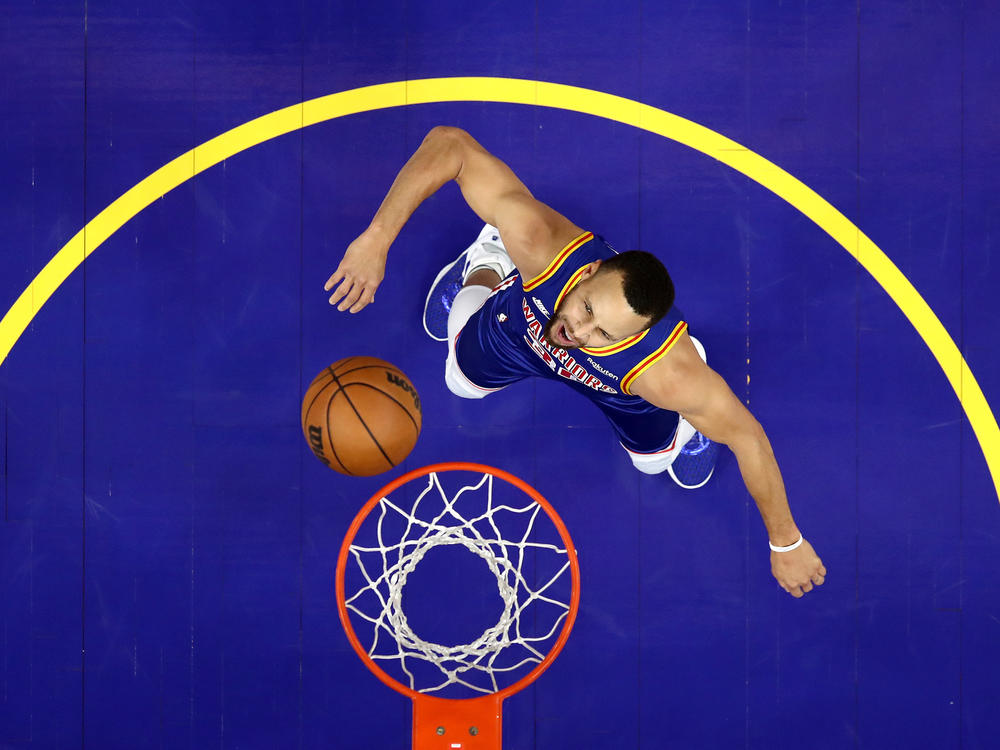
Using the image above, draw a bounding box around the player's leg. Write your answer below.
[423,224,513,340]
[607,336,719,488]
[444,284,500,400]
[617,411,697,475]
[423,225,518,399]
[446,267,500,341]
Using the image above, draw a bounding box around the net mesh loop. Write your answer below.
[343,471,573,695]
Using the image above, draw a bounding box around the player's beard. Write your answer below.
[541,313,579,350]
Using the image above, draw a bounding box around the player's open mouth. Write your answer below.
[557,323,575,347]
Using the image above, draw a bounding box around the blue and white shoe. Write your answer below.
[422,258,464,342]
[422,224,515,341]
[667,430,719,489]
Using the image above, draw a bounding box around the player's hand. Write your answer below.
[325,230,389,313]
[771,538,826,598]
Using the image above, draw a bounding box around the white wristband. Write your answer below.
[769,534,803,553]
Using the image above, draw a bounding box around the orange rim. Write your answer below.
[335,461,581,703]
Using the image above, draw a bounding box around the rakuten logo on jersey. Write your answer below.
[586,357,619,381]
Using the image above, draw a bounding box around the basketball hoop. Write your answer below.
[335,462,581,749]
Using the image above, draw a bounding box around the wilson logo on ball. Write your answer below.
[386,372,421,413]
[307,425,329,466]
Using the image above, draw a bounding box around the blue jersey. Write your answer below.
[454,232,690,453]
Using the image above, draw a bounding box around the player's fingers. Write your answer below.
[789,587,804,598]
[801,581,814,593]
[328,277,354,307]
[324,268,346,292]
[812,573,826,585]
[348,287,375,314]
[337,283,364,312]
[819,564,828,577]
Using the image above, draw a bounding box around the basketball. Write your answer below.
[301,357,422,476]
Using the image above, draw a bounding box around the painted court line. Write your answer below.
[1,76,996,501]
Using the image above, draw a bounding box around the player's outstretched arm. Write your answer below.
[325,126,582,312]
[630,336,827,598]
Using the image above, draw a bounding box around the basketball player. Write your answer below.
[325,126,825,598]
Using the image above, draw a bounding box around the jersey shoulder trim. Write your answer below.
[551,257,654,357]
[582,328,650,356]
[554,264,589,309]
[620,321,689,395]
[522,231,593,291]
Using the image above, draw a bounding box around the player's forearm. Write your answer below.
[365,127,464,247]
[731,425,800,546]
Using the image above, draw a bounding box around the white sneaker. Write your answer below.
[460,224,515,281]
[422,225,516,341]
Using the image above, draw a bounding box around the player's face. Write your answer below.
[542,265,650,350]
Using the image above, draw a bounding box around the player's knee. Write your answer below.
[444,358,489,400]
[446,376,478,400]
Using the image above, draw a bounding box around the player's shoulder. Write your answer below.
[628,331,714,408]
[495,199,589,280]
[650,331,707,379]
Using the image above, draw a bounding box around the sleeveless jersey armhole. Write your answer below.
[620,321,689,395]
[522,231,594,291]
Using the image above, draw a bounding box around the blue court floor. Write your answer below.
[1,2,999,748]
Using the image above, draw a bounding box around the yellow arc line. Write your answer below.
[2,76,997,502]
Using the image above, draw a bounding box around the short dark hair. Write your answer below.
[597,250,674,327]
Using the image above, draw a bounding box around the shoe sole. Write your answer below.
[666,464,715,490]
[422,253,466,341]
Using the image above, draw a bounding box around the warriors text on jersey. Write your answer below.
[453,232,691,455]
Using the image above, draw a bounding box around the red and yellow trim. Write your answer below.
[522,231,593,291]
[554,265,589,310]
[582,328,649,356]
[553,259,652,357]
[621,321,688,395]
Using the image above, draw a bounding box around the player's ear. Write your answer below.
[579,260,602,279]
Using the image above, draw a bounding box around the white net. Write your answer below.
[342,470,575,696]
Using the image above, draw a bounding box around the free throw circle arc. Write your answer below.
[1,77,996,503]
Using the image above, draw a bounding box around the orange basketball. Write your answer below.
[301,357,422,476]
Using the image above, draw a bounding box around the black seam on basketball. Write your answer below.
[305,377,349,472]
[322,381,355,476]
[305,376,338,421]
[308,369,335,389]
[306,382,354,477]
[332,364,409,381]
[327,367,395,470]
[331,356,360,375]
[320,368,357,475]
[333,382,419,433]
